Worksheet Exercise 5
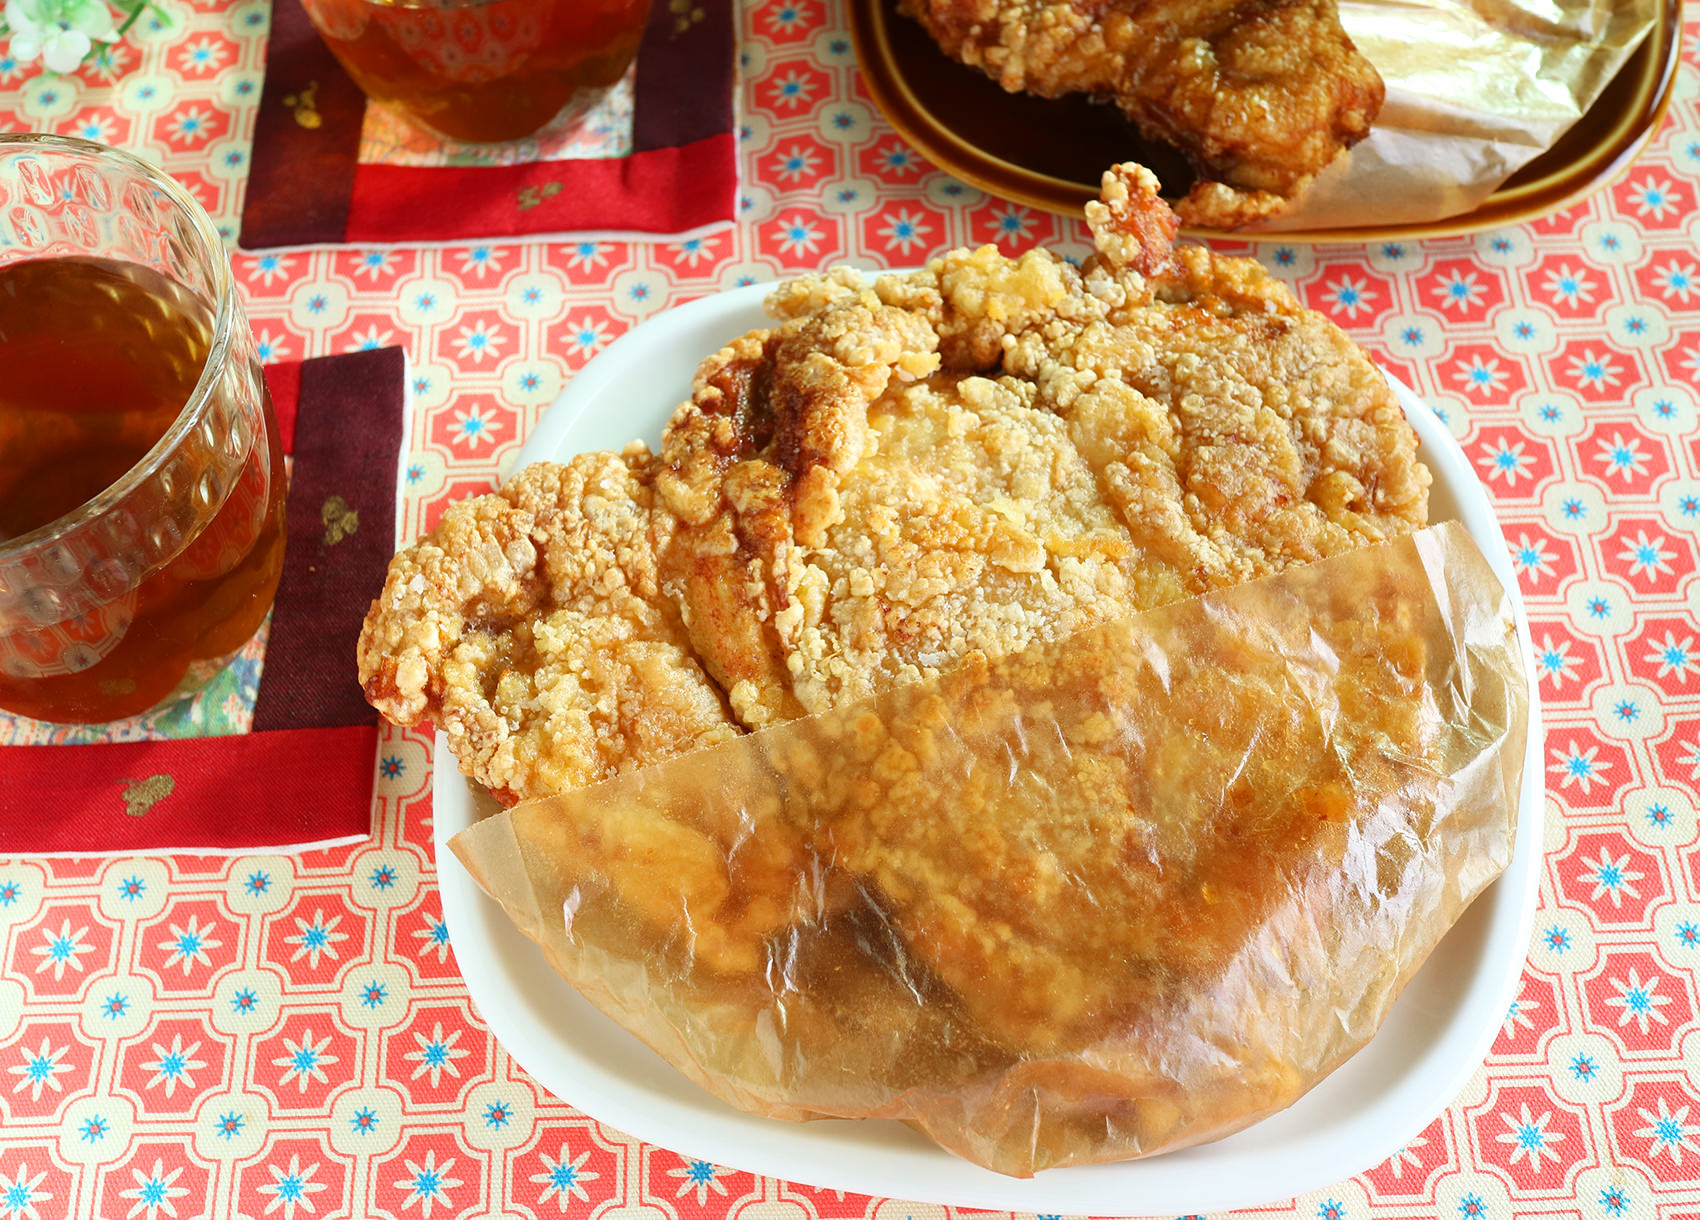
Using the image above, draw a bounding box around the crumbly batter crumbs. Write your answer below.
[356,451,738,805]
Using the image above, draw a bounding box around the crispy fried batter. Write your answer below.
[653,165,1428,726]
[360,163,1426,819]
[898,0,1384,226]
[654,276,1140,726]
[356,451,738,805]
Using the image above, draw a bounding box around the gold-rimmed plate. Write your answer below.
[846,0,1682,241]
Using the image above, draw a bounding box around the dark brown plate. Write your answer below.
[847,0,1682,241]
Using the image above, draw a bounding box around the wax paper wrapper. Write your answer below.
[1260,0,1662,230]
[450,521,1529,1176]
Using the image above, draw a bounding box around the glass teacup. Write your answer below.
[0,134,287,725]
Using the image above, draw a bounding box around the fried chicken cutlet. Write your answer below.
[360,164,1427,796]
[898,0,1384,227]
[659,164,1428,729]
[357,452,739,805]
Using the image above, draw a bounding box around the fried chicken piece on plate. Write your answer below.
[898,0,1384,226]
[653,275,1140,730]
[814,544,1438,1058]
[652,166,1425,729]
[1025,164,1431,588]
[356,451,739,806]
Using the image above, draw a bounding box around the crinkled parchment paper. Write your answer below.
[451,522,1530,1177]
[1264,0,1663,230]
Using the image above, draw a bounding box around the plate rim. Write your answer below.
[435,277,1545,1212]
[844,0,1682,242]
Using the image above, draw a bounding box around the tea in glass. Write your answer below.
[300,0,653,143]
[0,135,286,725]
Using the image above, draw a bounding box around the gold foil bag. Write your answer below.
[1262,0,1663,230]
[451,522,1530,1177]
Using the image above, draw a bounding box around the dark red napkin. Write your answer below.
[0,348,406,854]
[238,0,736,248]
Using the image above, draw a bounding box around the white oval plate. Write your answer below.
[434,279,1544,1214]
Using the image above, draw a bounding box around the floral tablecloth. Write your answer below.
[3,1,1700,1217]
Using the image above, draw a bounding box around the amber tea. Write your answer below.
[301,0,652,143]
[0,256,287,723]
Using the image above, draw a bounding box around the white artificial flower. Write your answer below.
[5,0,115,73]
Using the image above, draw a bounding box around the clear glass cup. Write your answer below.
[0,133,288,725]
[298,0,653,143]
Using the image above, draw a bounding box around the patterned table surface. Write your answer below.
[4,1,1700,1217]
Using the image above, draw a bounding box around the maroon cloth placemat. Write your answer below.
[0,348,406,853]
[239,0,737,248]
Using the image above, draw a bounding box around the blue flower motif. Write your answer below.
[1514,540,1550,574]
[116,875,146,902]
[215,1111,244,1140]
[1543,925,1570,952]
[231,987,259,1014]
[369,865,397,890]
[245,871,271,896]
[1457,1193,1486,1218]
[484,1100,512,1127]
[350,1107,379,1135]
[380,756,405,779]
[102,992,130,1020]
[0,881,17,906]
[1674,921,1700,948]
[360,980,387,1008]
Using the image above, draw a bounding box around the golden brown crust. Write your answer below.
[359,166,1427,810]
[651,166,1427,726]
[356,451,739,805]
[897,0,1384,226]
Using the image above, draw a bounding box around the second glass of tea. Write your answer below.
[299,0,653,143]
[0,134,287,725]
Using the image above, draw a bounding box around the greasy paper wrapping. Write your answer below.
[1262,0,1662,230]
[451,522,1529,1177]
